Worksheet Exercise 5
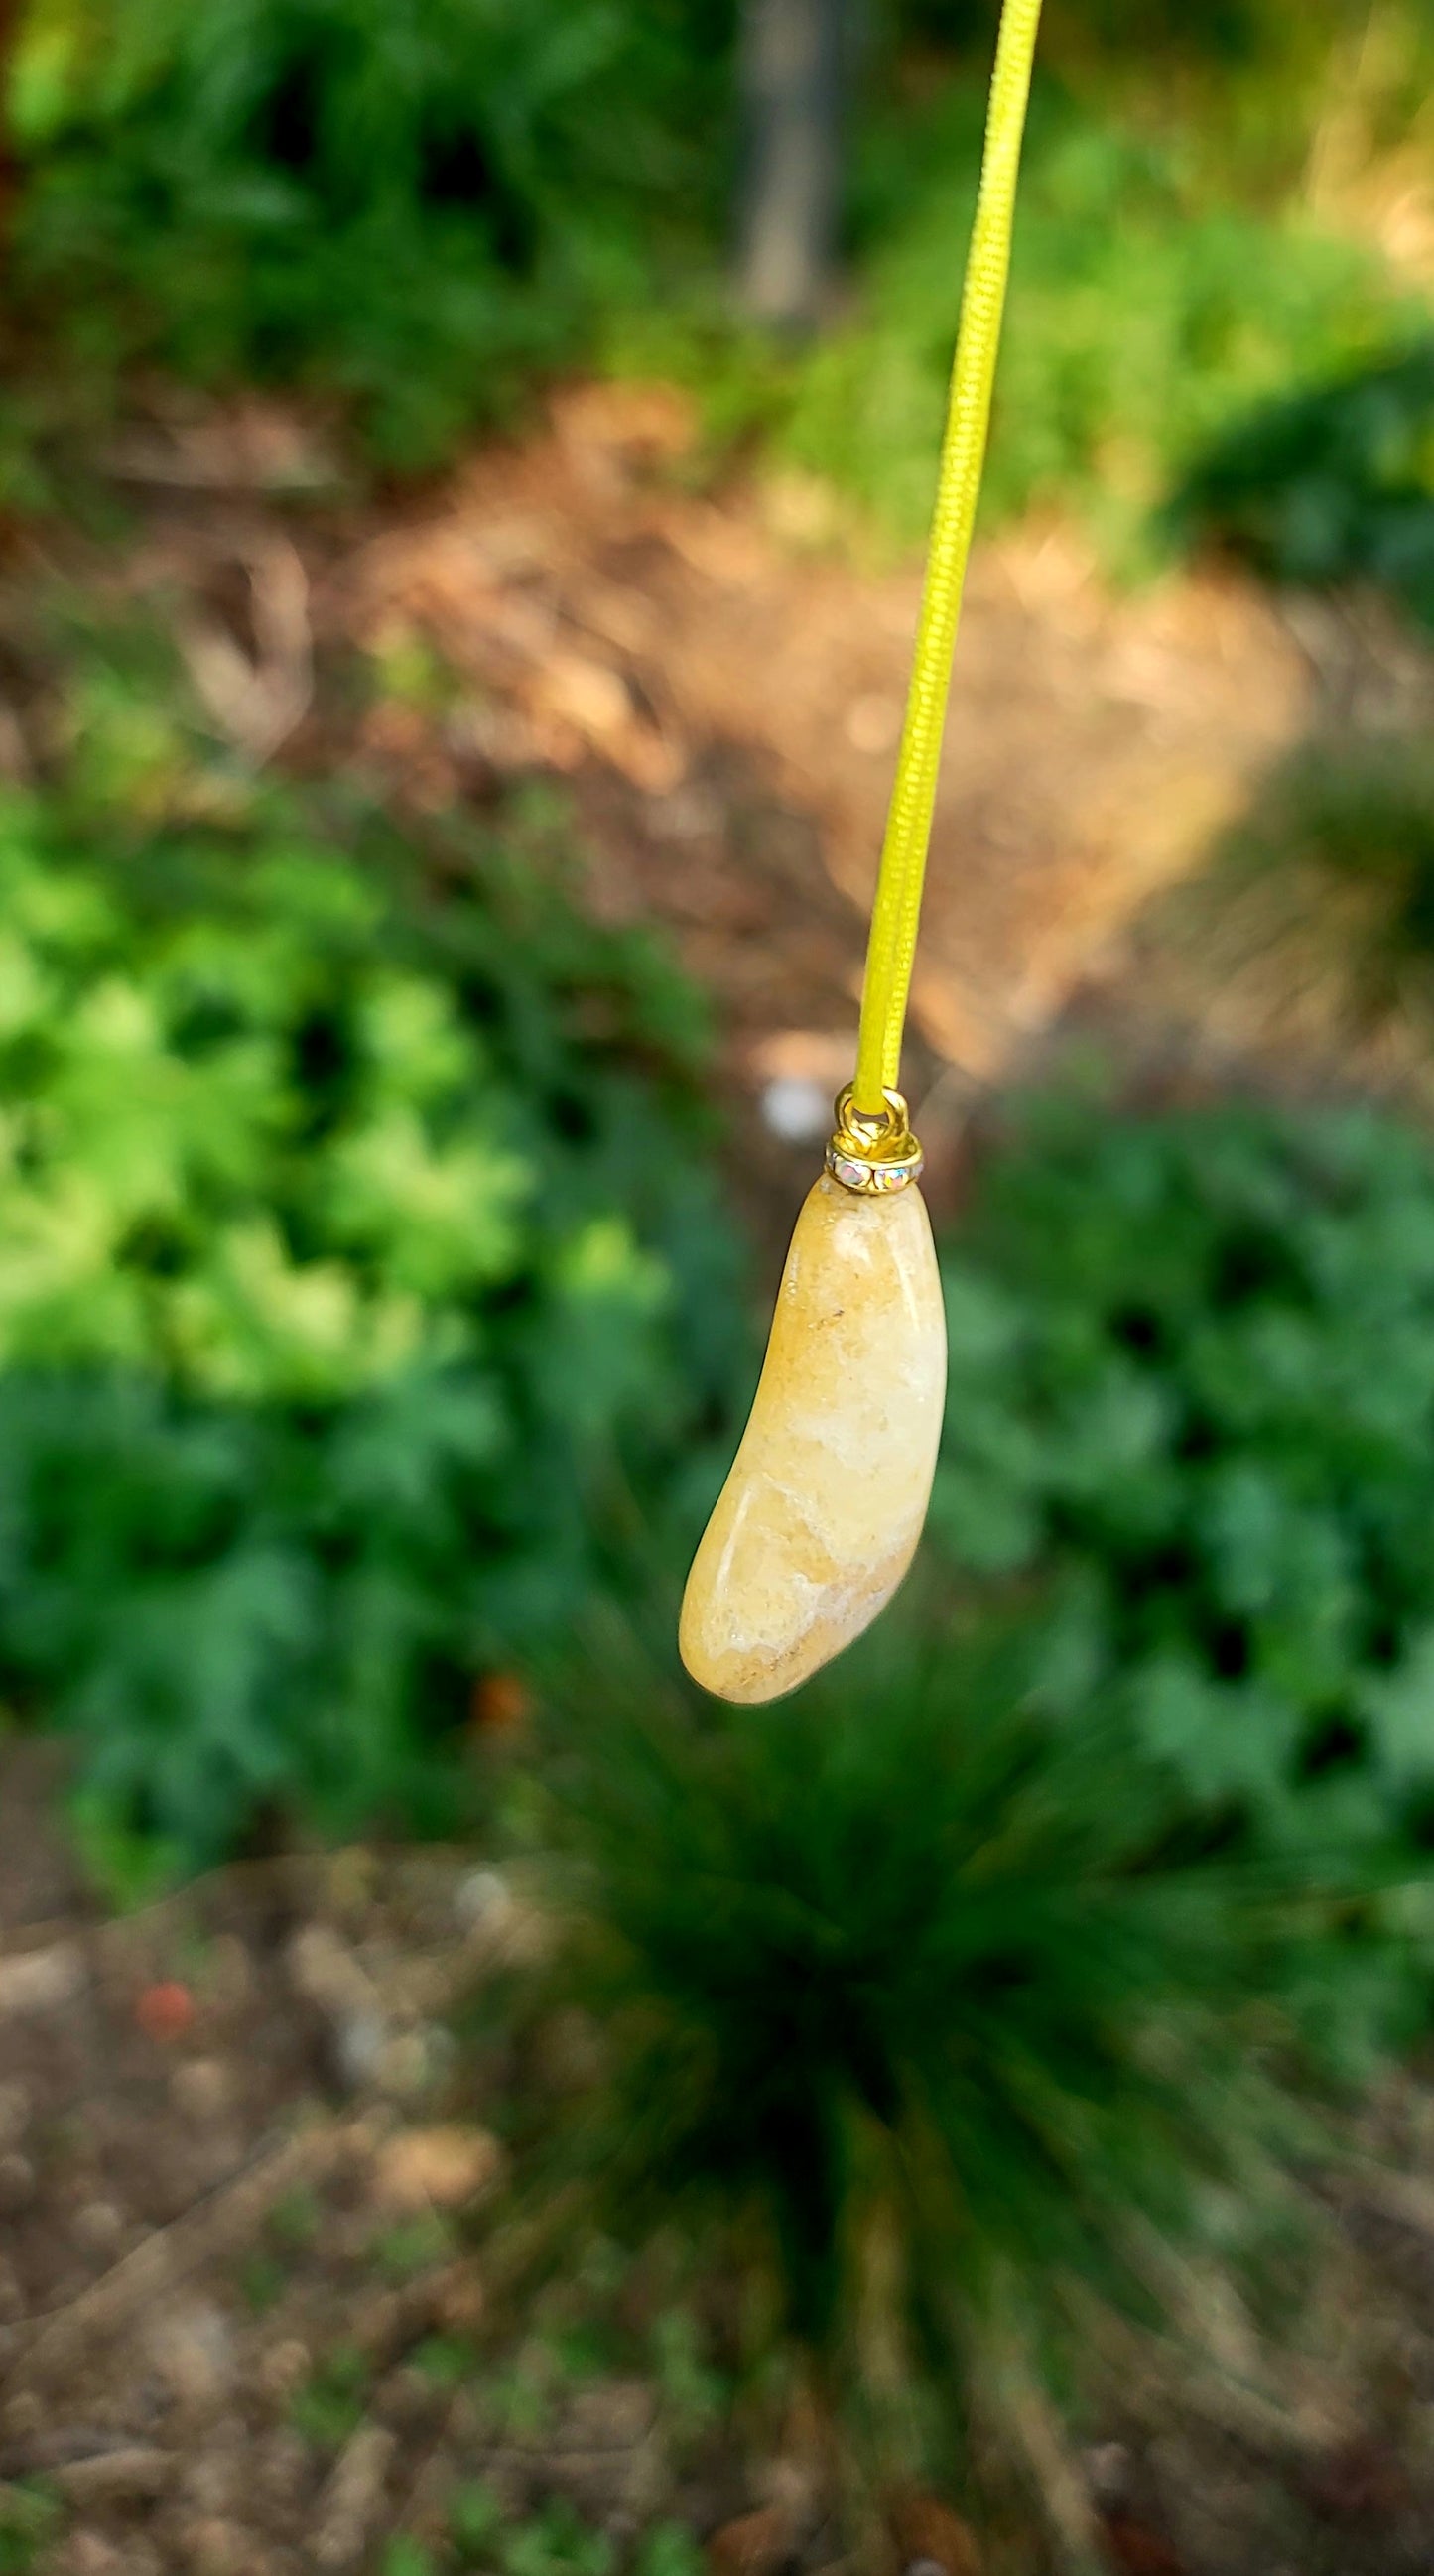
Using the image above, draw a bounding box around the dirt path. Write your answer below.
[333,382,1311,1089]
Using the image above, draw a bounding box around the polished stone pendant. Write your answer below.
[680,1089,946,1704]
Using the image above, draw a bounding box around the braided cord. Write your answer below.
[851,0,1044,1115]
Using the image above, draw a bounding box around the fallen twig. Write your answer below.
[9,2115,382,2393]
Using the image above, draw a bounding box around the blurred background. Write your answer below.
[1,3,1434,2572]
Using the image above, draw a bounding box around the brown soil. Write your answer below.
[331,382,1313,1081]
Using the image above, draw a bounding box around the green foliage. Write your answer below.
[779,84,1421,564]
[443,2490,615,2576]
[8,0,732,468]
[502,1614,1346,2474]
[932,1086,1434,1868]
[631,2529,705,2576]
[450,2484,506,2562]
[374,2212,460,2279]
[412,2332,482,2389]
[1187,732,1434,1051]
[238,2251,288,2315]
[444,2496,707,2576]
[901,0,1371,70]
[647,2305,725,2431]
[1168,339,1434,631]
[0,2485,63,2576]
[0,777,745,1871]
[270,2186,323,2248]
[290,2342,371,2450]
[382,2544,441,2576]
[897,0,1434,196]
[7,0,1425,559]
[500,2503,615,2576]
[614,74,1423,571]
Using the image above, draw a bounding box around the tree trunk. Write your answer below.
[735,0,855,331]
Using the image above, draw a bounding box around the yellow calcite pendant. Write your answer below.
[680,1096,946,1703]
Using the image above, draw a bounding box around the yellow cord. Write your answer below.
[851,0,1044,1116]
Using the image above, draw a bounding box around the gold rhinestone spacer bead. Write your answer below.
[824,1084,924,1195]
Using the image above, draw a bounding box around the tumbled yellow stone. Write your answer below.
[679,1173,947,1703]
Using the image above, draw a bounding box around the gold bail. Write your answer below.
[826,1084,924,1196]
